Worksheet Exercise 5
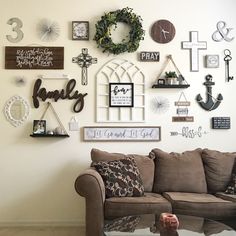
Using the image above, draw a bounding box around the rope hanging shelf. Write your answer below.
[30,102,69,138]
[152,55,190,89]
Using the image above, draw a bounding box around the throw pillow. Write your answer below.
[92,157,144,198]
[225,159,236,194]
[202,149,236,193]
[104,215,140,232]
[91,148,155,192]
[150,148,207,193]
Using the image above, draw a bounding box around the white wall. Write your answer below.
[0,0,235,226]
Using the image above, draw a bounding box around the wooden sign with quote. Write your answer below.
[5,46,64,69]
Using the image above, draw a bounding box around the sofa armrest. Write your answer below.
[74,167,105,236]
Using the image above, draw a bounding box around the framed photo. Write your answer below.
[158,79,165,85]
[83,126,161,142]
[72,21,89,40]
[109,83,134,107]
[33,120,46,134]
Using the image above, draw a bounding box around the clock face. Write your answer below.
[151,19,176,44]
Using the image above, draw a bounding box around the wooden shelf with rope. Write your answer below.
[152,55,190,89]
[152,84,190,88]
[30,134,69,138]
[30,102,70,138]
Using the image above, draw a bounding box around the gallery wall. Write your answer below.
[0,0,235,226]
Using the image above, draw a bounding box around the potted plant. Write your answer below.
[165,71,178,85]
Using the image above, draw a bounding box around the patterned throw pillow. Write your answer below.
[104,215,140,232]
[92,157,144,198]
[225,160,236,194]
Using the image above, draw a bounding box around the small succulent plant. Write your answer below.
[165,71,177,78]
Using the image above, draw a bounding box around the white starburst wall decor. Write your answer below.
[37,19,60,42]
[151,96,170,114]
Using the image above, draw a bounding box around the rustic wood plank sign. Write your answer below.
[5,46,64,69]
[140,51,160,61]
[174,101,191,106]
[83,126,161,141]
[172,116,194,122]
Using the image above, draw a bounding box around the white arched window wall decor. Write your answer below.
[96,59,146,123]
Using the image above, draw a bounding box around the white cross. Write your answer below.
[182,31,207,72]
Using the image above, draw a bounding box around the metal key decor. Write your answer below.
[72,48,97,85]
[224,49,233,82]
[196,74,223,111]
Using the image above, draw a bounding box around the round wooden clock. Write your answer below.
[151,19,176,44]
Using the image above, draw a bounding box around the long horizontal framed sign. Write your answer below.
[83,126,161,142]
[5,46,64,69]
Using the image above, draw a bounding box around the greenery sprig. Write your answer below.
[94,7,145,55]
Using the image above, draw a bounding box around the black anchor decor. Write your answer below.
[196,74,223,111]
[72,48,97,86]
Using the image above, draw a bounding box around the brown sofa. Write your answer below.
[74,148,236,236]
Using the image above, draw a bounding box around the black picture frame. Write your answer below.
[109,83,134,107]
[72,21,89,40]
[33,120,46,134]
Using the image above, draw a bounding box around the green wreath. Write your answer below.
[94,7,145,55]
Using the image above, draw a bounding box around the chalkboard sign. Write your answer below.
[5,46,64,69]
[212,117,230,129]
[83,126,161,141]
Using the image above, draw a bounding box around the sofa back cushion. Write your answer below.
[150,148,207,193]
[201,149,236,193]
[91,148,155,192]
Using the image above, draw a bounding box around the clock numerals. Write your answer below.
[6,17,24,43]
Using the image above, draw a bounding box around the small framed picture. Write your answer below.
[158,79,165,85]
[205,55,219,68]
[72,21,89,40]
[109,83,134,107]
[33,120,46,134]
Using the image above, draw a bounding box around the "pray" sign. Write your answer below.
[140,51,160,62]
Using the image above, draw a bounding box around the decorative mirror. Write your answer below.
[4,95,30,127]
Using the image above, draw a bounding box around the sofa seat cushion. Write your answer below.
[150,148,207,193]
[215,192,236,202]
[104,192,172,218]
[91,148,155,192]
[163,192,236,219]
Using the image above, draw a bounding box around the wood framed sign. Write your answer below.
[5,46,64,69]
[140,51,160,61]
[174,101,191,106]
[83,126,161,141]
[172,116,194,122]
[109,83,134,107]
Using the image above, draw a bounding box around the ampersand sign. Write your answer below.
[212,21,234,42]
